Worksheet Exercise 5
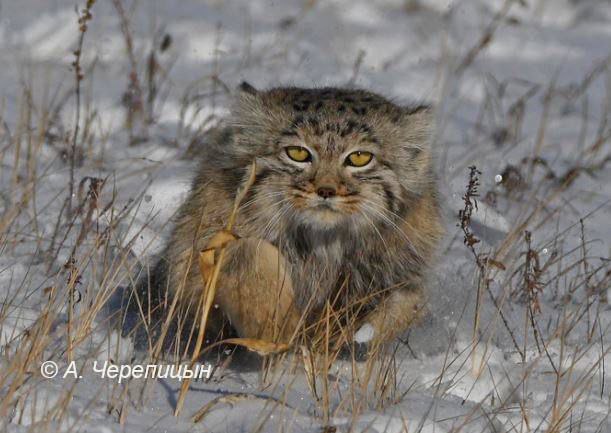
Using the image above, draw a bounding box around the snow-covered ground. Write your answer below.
[1,0,610,432]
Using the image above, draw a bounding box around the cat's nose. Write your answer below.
[316,186,337,199]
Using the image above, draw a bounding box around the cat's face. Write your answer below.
[275,122,391,229]
[230,86,434,239]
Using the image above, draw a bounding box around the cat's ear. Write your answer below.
[233,81,263,118]
[400,104,434,146]
[238,81,258,96]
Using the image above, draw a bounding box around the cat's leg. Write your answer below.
[210,237,302,343]
[355,287,426,349]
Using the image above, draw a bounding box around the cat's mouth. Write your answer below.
[312,201,337,211]
[305,207,343,226]
[300,197,355,226]
[290,191,360,226]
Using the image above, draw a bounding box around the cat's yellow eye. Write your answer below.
[346,151,373,167]
[286,146,312,162]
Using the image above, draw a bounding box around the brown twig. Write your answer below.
[68,0,96,217]
[458,166,524,359]
[174,161,257,416]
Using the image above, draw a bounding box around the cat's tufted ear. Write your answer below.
[231,81,265,125]
[238,81,259,96]
[400,104,434,147]
[233,81,262,115]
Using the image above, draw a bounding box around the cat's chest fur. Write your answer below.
[276,227,378,310]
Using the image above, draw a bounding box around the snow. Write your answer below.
[1,0,610,432]
[354,323,375,343]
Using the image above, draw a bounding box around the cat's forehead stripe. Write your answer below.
[284,115,379,146]
[274,88,392,109]
[267,88,409,132]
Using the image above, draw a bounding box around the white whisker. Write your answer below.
[359,208,391,255]
[358,200,420,258]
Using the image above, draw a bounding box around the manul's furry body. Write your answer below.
[138,84,443,348]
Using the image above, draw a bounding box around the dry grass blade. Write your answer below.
[191,392,293,424]
[301,345,319,400]
[198,230,238,282]
[192,394,250,423]
[174,161,257,416]
[217,338,291,356]
[191,337,291,358]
